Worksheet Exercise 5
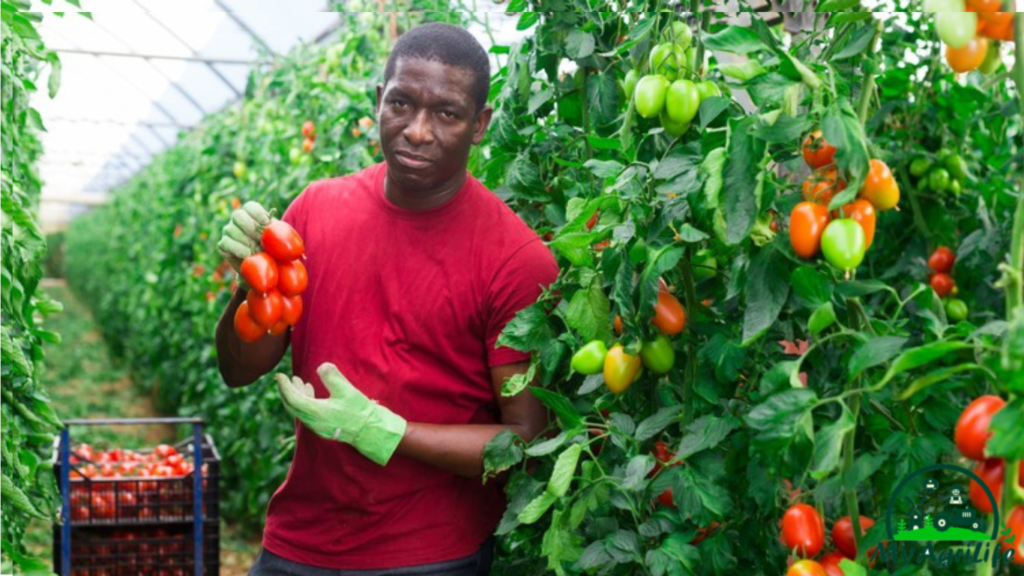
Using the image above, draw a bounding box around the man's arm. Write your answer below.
[393,360,549,478]
[215,286,290,388]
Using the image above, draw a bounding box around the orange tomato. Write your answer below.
[840,199,876,248]
[652,286,686,335]
[946,37,989,72]
[614,315,623,334]
[789,202,830,259]
[234,301,266,343]
[802,130,837,169]
[968,0,1001,11]
[858,159,900,211]
[802,167,847,206]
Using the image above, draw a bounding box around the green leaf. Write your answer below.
[822,101,870,210]
[884,341,972,381]
[47,52,61,98]
[566,30,595,60]
[547,443,582,497]
[835,279,890,297]
[753,114,813,144]
[653,141,701,181]
[505,0,526,11]
[718,60,766,81]
[531,387,584,430]
[899,364,988,400]
[791,266,833,308]
[483,429,524,479]
[703,25,767,54]
[698,97,731,129]
[678,415,736,458]
[742,250,790,345]
[987,399,1024,460]
[549,233,596,267]
[674,224,709,243]
[621,455,655,491]
[808,302,836,336]
[811,405,854,480]
[722,116,768,245]
[586,72,620,127]
[516,11,539,31]
[497,301,554,352]
[848,336,908,379]
[565,279,612,344]
[527,87,554,115]
[828,12,873,27]
[818,0,860,10]
[525,431,568,457]
[746,388,818,448]
[501,356,538,397]
[832,23,877,61]
[635,407,683,442]
[747,73,799,108]
[518,490,556,524]
[584,159,624,179]
[1,473,46,519]
[542,508,584,574]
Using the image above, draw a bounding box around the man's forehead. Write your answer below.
[388,57,474,92]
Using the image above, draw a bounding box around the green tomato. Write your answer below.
[635,74,670,119]
[289,147,302,166]
[944,153,968,181]
[659,109,689,137]
[946,298,969,322]
[623,69,640,102]
[695,80,722,101]
[685,46,699,73]
[909,157,932,178]
[820,219,867,272]
[692,248,718,281]
[936,148,953,162]
[233,161,248,179]
[979,41,1003,75]
[640,335,676,375]
[649,43,687,81]
[948,179,962,195]
[665,21,693,50]
[935,11,977,49]
[571,340,608,375]
[923,0,964,11]
[928,167,951,192]
[665,79,701,125]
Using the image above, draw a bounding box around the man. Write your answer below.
[215,23,559,576]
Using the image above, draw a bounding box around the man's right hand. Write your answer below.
[217,201,271,273]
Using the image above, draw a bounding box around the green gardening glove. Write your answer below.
[275,362,407,466]
[217,201,271,274]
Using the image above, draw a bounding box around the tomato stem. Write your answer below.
[855,18,884,125]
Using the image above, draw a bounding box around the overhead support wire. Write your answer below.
[55,48,253,65]
[214,0,279,58]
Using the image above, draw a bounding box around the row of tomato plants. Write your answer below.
[477,5,1023,576]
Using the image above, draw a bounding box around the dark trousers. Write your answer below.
[249,536,495,576]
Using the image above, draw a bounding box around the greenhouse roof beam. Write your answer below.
[55,48,254,66]
[47,117,186,130]
[215,0,278,58]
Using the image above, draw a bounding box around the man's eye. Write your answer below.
[391,100,406,108]
[441,111,456,119]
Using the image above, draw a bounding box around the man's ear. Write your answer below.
[375,83,384,117]
[472,105,493,146]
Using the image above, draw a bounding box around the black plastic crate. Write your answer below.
[53,418,220,576]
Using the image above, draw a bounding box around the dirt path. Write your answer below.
[27,282,261,573]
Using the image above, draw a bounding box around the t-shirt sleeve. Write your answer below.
[485,238,560,367]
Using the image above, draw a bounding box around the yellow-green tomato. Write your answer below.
[649,43,688,81]
[571,340,608,375]
[665,21,693,50]
[946,298,968,322]
[233,161,248,179]
[635,74,670,119]
[623,69,640,102]
[604,345,642,394]
[659,109,689,137]
[695,80,722,100]
[640,335,676,375]
[692,248,718,281]
[666,79,701,125]
[820,219,867,272]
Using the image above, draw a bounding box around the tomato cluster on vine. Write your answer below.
[780,503,876,576]
[234,219,308,342]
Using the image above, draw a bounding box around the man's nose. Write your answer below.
[403,110,434,145]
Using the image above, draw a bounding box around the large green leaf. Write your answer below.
[742,250,790,345]
[722,116,768,245]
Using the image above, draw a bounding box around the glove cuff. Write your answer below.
[352,403,407,466]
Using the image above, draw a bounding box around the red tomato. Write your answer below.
[302,137,315,152]
[269,321,289,336]
[653,285,686,335]
[970,458,1004,513]
[240,252,279,294]
[819,552,846,576]
[802,130,837,169]
[840,199,876,248]
[586,211,599,230]
[787,559,827,576]
[789,202,830,258]
[280,294,303,326]
[277,259,308,296]
[154,444,176,458]
[72,505,90,521]
[100,463,116,477]
[929,272,955,297]
[782,504,825,558]
[955,395,1006,460]
[802,167,847,206]
[165,454,183,468]
[1003,506,1024,565]
[301,120,316,139]
[261,220,305,262]
[234,301,267,343]
[832,516,875,559]
[92,494,114,519]
[246,289,284,328]
[927,246,955,273]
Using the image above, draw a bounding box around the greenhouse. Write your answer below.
[2,2,1023,575]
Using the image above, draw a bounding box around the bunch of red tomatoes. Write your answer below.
[69,443,206,522]
[781,503,876,576]
[234,219,308,342]
[928,0,1014,74]
[925,245,969,321]
[789,131,899,276]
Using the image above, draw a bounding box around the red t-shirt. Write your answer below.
[262,162,559,569]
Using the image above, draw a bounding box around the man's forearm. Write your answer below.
[215,287,289,388]
[394,422,541,478]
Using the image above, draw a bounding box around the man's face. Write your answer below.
[376,57,491,191]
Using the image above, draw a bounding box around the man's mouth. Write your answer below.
[395,151,433,167]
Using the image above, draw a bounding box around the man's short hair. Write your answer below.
[384,22,490,114]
